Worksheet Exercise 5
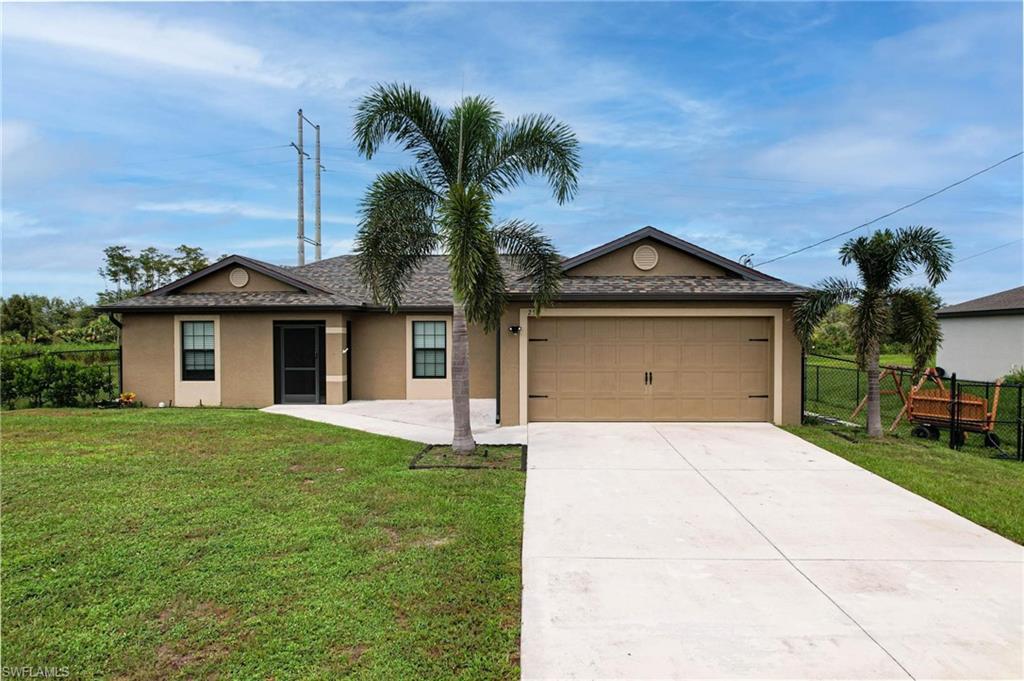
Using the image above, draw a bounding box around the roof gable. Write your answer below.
[559,226,775,281]
[938,285,1024,318]
[148,255,332,297]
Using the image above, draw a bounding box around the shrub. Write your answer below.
[1,355,116,409]
[1003,365,1024,385]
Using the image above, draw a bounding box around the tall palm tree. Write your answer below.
[794,226,953,437]
[352,83,581,452]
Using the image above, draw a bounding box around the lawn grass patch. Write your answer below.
[411,445,526,471]
[785,423,1024,545]
[1,408,525,679]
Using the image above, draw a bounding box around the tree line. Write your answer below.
[2,244,217,346]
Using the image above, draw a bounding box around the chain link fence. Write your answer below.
[803,353,1022,461]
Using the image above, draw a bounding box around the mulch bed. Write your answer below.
[410,444,527,471]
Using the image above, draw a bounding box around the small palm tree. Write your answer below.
[794,227,953,438]
[353,83,580,452]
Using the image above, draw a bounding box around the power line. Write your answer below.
[954,238,1023,264]
[903,237,1023,283]
[754,151,1024,267]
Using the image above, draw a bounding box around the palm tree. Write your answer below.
[352,83,580,452]
[794,227,953,438]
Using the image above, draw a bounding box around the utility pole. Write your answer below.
[293,108,305,265]
[314,123,322,261]
[292,110,323,263]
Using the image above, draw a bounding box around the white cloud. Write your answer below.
[136,200,356,226]
[2,6,296,86]
[0,211,61,239]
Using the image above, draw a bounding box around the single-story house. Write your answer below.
[936,285,1024,382]
[97,226,807,425]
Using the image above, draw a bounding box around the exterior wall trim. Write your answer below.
[517,306,784,424]
[173,314,222,407]
[405,314,454,399]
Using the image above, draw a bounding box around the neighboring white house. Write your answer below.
[936,285,1024,381]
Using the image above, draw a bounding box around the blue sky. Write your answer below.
[2,1,1021,304]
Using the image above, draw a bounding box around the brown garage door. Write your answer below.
[527,316,772,422]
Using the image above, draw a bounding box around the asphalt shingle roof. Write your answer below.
[101,254,806,311]
[938,286,1024,317]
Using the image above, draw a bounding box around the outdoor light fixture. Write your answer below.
[508,325,521,335]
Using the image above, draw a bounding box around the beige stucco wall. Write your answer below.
[179,266,300,293]
[220,311,346,406]
[469,324,497,399]
[121,311,346,408]
[122,314,174,407]
[348,311,497,400]
[566,238,731,278]
[497,300,802,426]
[349,312,407,399]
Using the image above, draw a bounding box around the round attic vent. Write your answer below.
[229,267,250,288]
[632,244,659,271]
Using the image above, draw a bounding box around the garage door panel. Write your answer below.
[558,397,587,420]
[589,398,619,420]
[616,397,649,420]
[651,343,680,368]
[679,370,709,395]
[588,371,618,393]
[529,396,557,420]
[531,371,558,394]
[528,315,773,422]
[588,344,618,366]
[530,343,557,367]
[557,318,586,340]
[559,371,587,393]
[619,318,647,339]
[616,343,647,367]
[652,319,680,339]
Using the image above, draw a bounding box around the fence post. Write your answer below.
[1017,384,1022,462]
[800,352,806,424]
[856,367,861,406]
[948,373,959,450]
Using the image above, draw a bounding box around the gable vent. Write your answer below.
[229,267,250,288]
[632,245,659,271]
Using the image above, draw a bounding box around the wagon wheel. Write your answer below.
[911,425,931,439]
[927,425,941,440]
[984,432,1001,449]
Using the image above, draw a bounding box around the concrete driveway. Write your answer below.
[521,422,1023,680]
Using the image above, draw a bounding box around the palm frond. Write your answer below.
[852,289,890,367]
[892,225,953,287]
[481,114,581,203]
[447,96,503,185]
[353,83,453,188]
[889,287,942,373]
[354,169,440,311]
[493,219,563,314]
[793,277,861,348]
[439,182,495,306]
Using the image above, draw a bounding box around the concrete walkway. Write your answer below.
[263,399,527,444]
[522,422,1023,680]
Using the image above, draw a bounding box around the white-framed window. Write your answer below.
[412,320,446,379]
[181,320,215,381]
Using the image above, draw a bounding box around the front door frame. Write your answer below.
[519,307,784,424]
[273,320,327,404]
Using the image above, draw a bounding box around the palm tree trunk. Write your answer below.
[865,338,883,438]
[451,301,476,453]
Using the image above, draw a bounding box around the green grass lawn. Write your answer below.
[786,423,1024,544]
[1,409,524,679]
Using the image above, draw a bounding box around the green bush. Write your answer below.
[1003,365,1024,385]
[1,356,114,409]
